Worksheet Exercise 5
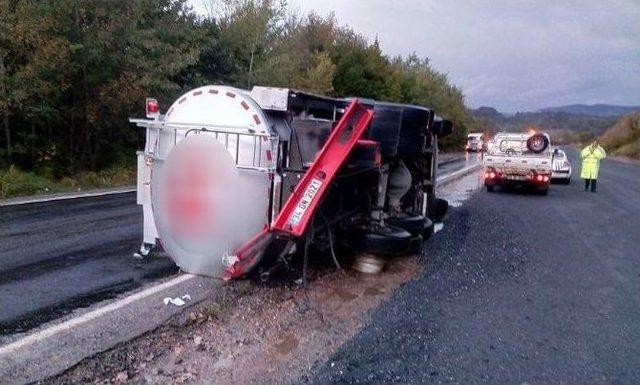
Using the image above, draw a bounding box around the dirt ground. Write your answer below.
[46,256,421,385]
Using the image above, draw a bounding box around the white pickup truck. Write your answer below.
[483,132,553,195]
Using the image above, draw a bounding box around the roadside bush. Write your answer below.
[613,139,640,159]
[0,164,135,199]
[75,166,136,189]
[0,166,54,198]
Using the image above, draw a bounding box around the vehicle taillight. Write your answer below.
[146,98,160,119]
[536,175,544,182]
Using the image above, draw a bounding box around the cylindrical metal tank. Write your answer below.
[149,85,277,277]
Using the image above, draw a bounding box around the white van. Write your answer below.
[466,133,484,152]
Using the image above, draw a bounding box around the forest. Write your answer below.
[0,0,473,197]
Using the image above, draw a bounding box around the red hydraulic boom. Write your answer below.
[224,99,374,279]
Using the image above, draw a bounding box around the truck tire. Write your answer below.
[349,225,412,256]
[429,198,449,222]
[422,217,434,240]
[526,133,549,153]
[387,214,429,236]
[407,234,424,255]
[486,185,494,192]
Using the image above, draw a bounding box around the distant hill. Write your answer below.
[538,104,640,117]
[472,106,502,118]
[471,106,620,144]
[599,112,640,159]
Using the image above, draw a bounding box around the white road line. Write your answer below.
[0,187,136,207]
[437,163,482,186]
[0,274,195,356]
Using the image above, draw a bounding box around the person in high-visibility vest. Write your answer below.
[581,140,606,192]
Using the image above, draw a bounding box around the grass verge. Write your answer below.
[0,165,135,200]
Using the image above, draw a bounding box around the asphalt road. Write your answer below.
[312,151,640,384]
[0,154,472,336]
[0,193,178,334]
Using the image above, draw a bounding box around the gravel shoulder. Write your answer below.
[45,259,422,385]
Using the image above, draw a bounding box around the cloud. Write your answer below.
[291,0,639,112]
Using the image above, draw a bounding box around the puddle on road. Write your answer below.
[273,333,298,356]
[363,286,386,296]
[334,288,358,302]
[438,169,484,207]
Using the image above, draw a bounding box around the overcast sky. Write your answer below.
[293,0,639,112]
[193,1,639,112]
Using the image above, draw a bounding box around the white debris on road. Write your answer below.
[163,295,191,307]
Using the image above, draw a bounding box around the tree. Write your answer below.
[301,52,335,94]
[0,0,474,179]
[191,19,239,85]
[0,0,206,172]
[217,0,286,88]
[392,54,472,147]
[249,12,336,94]
[330,29,400,101]
[0,0,71,169]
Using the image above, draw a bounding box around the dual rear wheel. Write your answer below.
[349,214,434,256]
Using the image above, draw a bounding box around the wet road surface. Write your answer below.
[0,193,178,334]
[312,150,640,384]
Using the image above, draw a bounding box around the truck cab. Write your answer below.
[466,132,484,152]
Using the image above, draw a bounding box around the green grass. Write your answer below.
[0,165,135,200]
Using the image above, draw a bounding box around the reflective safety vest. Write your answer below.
[580,145,606,179]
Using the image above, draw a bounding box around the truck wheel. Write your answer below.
[422,217,434,240]
[387,214,429,236]
[429,198,449,222]
[349,225,412,256]
[486,185,494,192]
[407,234,424,255]
[537,187,549,195]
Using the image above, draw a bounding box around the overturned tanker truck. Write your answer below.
[131,85,452,279]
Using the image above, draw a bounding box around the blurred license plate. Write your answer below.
[289,178,323,225]
[507,175,527,180]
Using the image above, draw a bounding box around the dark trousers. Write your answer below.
[584,178,597,192]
